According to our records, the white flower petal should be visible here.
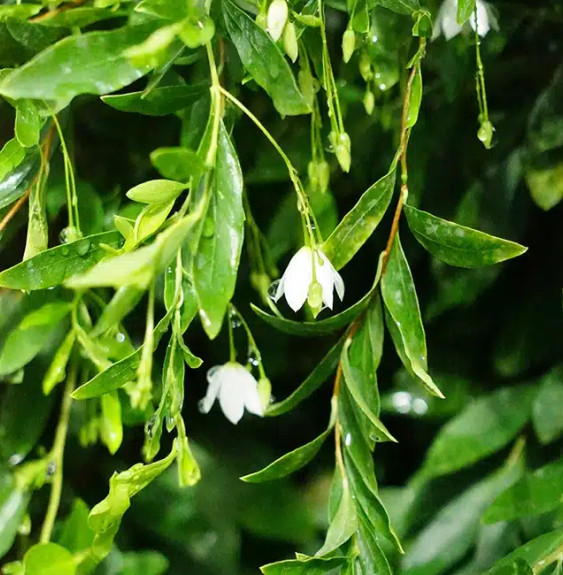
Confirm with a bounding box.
[282,247,313,312]
[471,0,490,36]
[200,366,223,413]
[436,0,462,40]
[273,275,285,302]
[218,376,246,424]
[315,253,335,309]
[238,369,263,416]
[333,268,345,302]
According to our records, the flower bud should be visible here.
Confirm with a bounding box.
[179,15,215,49]
[477,120,494,149]
[359,52,372,81]
[317,160,330,193]
[363,90,375,116]
[342,29,355,64]
[267,0,288,42]
[307,280,323,312]
[258,377,272,410]
[283,21,298,62]
[335,132,351,173]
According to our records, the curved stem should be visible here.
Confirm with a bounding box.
[40,360,77,543]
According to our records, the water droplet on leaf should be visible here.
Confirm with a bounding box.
[268,279,281,301]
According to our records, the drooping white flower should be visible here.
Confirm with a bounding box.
[200,362,263,425]
[433,0,491,41]
[267,0,288,42]
[274,246,344,312]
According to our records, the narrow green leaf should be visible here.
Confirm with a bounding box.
[242,420,333,483]
[266,339,343,416]
[0,5,41,20]
[222,0,309,116]
[0,139,25,182]
[402,465,521,575]
[194,122,244,339]
[0,473,29,559]
[91,287,143,337]
[531,368,563,444]
[0,231,122,290]
[260,556,347,575]
[57,499,94,554]
[23,543,76,575]
[376,0,420,16]
[483,460,563,524]
[126,179,186,204]
[150,147,206,182]
[422,385,536,478]
[356,514,393,575]
[15,100,40,148]
[457,0,476,25]
[381,235,444,398]
[0,149,39,210]
[316,476,358,556]
[35,6,123,28]
[0,24,160,110]
[484,529,563,575]
[323,169,395,270]
[42,330,76,394]
[404,204,527,268]
[101,84,207,116]
[406,66,422,128]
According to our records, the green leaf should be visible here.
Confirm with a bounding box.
[422,385,536,478]
[34,6,124,28]
[401,465,521,575]
[0,302,70,375]
[0,24,159,110]
[381,235,444,398]
[376,0,420,16]
[124,200,176,249]
[266,339,343,416]
[57,499,94,554]
[316,476,358,556]
[484,529,563,575]
[100,391,123,455]
[457,0,476,25]
[0,5,42,20]
[91,287,144,337]
[0,472,29,559]
[121,550,170,575]
[356,515,393,575]
[341,340,396,443]
[150,147,206,182]
[0,139,26,182]
[404,205,527,268]
[102,83,207,116]
[23,543,76,575]
[222,0,309,116]
[531,368,563,444]
[42,330,76,394]
[241,419,333,483]
[194,123,245,339]
[483,460,563,524]
[72,310,173,400]
[406,66,422,128]
[261,556,347,575]
[0,148,39,210]
[15,100,40,148]
[126,179,186,204]
[525,162,563,211]
[0,231,122,290]
[322,168,395,270]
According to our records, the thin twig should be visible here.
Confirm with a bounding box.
[30,0,86,23]
[0,189,30,235]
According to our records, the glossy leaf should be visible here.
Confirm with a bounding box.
[406,67,422,128]
[376,0,420,15]
[457,0,476,25]
[101,83,207,116]
[404,205,527,268]
[323,169,395,270]
[381,235,444,398]
[0,231,122,290]
[126,179,186,204]
[23,543,76,575]
[0,24,159,110]
[0,472,28,559]
[242,420,333,483]
[0,148,39,210]
[222,0,309,116]
[15,100,40,148]
[531,369,563,444]
[266,339,343,416]
[356,515,393,575]
[483,460,563,524]
[402,465,521,575]
[422,385,536,478]
[194,123,245,339]
[150,147,205,182]
[261,556,347,575]
[0,139,25,182]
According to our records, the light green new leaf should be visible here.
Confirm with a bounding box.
[222,0,309,116]
[126,179,186,204]
[0,24,159,110]
[23,543,76,575]
[0,4,41,20]
[15,100,40,148]
[531,369,563,444]
[404,205,527,268]
[42,330,76,394]
[406,67,422,128]
[381,235,444,398]
[57,499,94,554]
[194,123,244,339]
[91,287,144,337]
[483,460,563,524]
[242,417,334,483]
[401,465,521,575]
[102,84,207,116]
[261,556,347,575]
[484,529,563,575]
[457,0,476,24]
[0,473,29,559]
[316,476,358,556]
[150,147,206,182]
[266,339,343,416]
[422,385,536,478]
[0,139,26,182]
[0,231,122,290]
[323,169,395,270]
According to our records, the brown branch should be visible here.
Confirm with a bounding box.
[0,189,30,235]
[30,0,86,23]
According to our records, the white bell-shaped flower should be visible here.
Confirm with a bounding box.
[274,246,344,312]
[200,362,263,425]
[433,0,491,40]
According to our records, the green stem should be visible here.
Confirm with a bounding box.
[227,307,236,362]
[40,360,77,543]
[473,8,489,122]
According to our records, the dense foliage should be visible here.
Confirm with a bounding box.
[0,0,562,574]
